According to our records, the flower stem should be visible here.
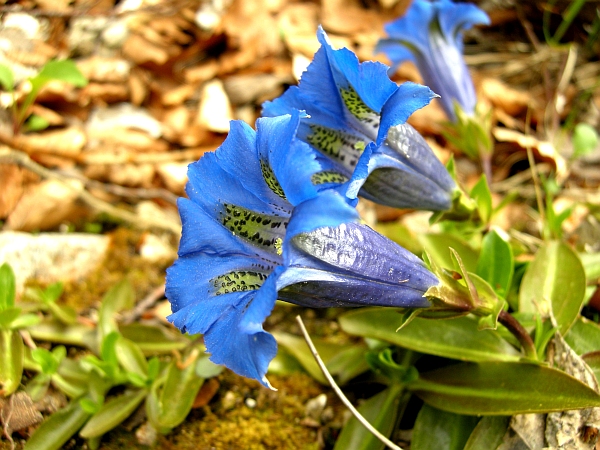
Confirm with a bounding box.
[295,315,403,450]
[498,310,537,359]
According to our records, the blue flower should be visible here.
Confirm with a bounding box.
[377,0,490,121]
[263,26,456,212]
[166,112,439,388]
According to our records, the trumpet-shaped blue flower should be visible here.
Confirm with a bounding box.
[263,26,456,212]
[377,0,490,121]
[166,112,439,388]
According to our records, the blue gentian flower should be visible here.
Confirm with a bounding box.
[166,112,439,388]
[263,26,456,212]
[377,0,490,121]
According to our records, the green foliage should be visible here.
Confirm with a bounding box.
[572,123,599,158]
[412,404,478,450]
[0,272,221,448]
[0,59,87,134]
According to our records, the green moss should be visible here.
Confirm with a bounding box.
[61,228,173,311]
[158,372,323,450]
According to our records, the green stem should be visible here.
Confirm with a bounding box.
[498,311,537,360]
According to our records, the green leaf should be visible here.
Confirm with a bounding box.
[115,336,148,380]
[409,361,600,415]
[0,263,16,311]
[31,347,63,374]
[519,241,586,335]
[120,323,189,354]
[47,302,77,325]
[29,320,96,350]
[80,389,147,439]
[273,331,369,385]
[412,404,478,450]
[149,353,205,433]
[339,309,520,363]
[0,307,22,328]
[36,60,88,87]
[565,317,600,355]
[476,229,514,298]
[195,355,224,379]
[24,401,91,450]
[0,63,14,91]
[0,329,24,396]
[470,175,492,224]
[463,416,510,450]
[98,279,134,344]
[580,252,600,282]
[10,312,41,329]
[572,123,599,159]
[418,233,478,273]
[24,114,50,132]
[333,384,407,450]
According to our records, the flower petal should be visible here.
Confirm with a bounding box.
[437,0,490,46]
[256,113,322,206]
[376,82,438,146]
[380,0,436,55]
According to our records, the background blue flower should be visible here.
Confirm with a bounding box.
[377,0,490,121]
[166,112,439,387]
[263,26,456,211]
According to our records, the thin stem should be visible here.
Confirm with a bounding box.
[295,315,403,450]
[498,310,538,360]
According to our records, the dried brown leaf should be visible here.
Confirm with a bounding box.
[5,179,87,231]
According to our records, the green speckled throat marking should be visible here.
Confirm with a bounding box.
[340,85,380,128]
[221,203,288,254]
[306,125,365,169]
[211,270,269,295]
[311,171,349,185]
[260,160,286,200]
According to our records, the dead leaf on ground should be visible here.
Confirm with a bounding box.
[5,178,87,231]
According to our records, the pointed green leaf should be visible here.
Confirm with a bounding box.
[476,229,514,298]
[150,356,204,433]
[580,252,600,282]
[24,401,91,450]
[565,317,600,355]
[519,241,586,335]
[333,384,407,450]
[24,114,50,132]
[29,320,96,350]
[120,323,189,354]
[470,175,492,224]
[0,307,21,328]
[273,331,369,385]
[10,312,41,329]
[418,233,478,273]
[0,63,14,91]
[339,309,520,362]
[115,336,148,379]
[98,279,134,343]
[464,416,510,450]
[409,361,600,415]
[37,60,88,87]
[412,404,478,450]
[0,329,24,396]
[0,263,16,311]
[80,389,147,438]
